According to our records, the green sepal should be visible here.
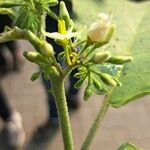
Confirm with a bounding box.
[31,71,42,81]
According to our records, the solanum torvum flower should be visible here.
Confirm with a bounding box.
[87,12,112,43]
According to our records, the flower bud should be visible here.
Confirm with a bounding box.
[92,51,110,64]
[31,71,41,81]
[92,77,102,90]
[59,1,71,29]
[84,85,93,101]
[100,73,117,87]
[40,41,54,57]
[87,12,112,43]
[107,56,133,64]
[23,51,44,63]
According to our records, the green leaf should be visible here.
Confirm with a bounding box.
[110,4,150,107]
[14,6,39,34]
[74,0,150,107]
[117,142,142,150]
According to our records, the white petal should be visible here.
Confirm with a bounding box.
[45,31,81,40]
[98,13,109,20]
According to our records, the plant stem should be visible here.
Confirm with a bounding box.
[73,40,86,48]
[46,8,59,21]
[81,96,110,150]
[78,43,90,57]
[38,13,46,39]
[52,77,74,150]
[64,46,72,65]
[82,45,96,61]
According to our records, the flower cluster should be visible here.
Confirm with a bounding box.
[21,1,133,100]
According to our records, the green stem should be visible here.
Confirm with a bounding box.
[82,45,96,61]
[78,43,90,57]
[64,46,72,65]
[38,13,46,39]
[73,40,86,48]
[52,77,74,150]
[51,55,63,74]
[62,63,79,79]
[81,96,110,150]
[46,8,59,21]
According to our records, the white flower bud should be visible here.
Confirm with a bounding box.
[87,12,112,43]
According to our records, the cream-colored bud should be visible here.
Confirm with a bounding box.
[93,51,110,64]
[40,41,54,57]
[23,51,44,63]
[87,12,112,43]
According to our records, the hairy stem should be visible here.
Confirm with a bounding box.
[38,12,46,39]
[52,76,74,150]
[81,96,110,150]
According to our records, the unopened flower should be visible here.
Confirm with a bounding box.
[39,41,54,57]
[92,51,110,64]
[23,51,44,63]
[59,1,72,29]
[107,56,133,64]
[87,12,112,43]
